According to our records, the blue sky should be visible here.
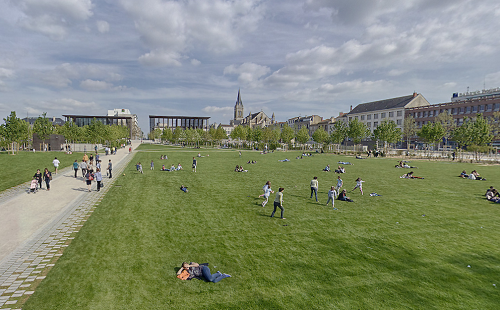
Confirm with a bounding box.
[1,0,500,133]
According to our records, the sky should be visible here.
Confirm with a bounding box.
[1,0,500,134]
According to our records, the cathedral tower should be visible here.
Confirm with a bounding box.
[234,89,244,122]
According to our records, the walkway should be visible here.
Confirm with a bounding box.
[0,142,140,309]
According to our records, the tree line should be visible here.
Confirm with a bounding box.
[0,111,130,153]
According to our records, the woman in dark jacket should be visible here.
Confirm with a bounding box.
[43,168,52,191]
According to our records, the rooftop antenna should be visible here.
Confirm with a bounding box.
[484,76,486,91]
[467,86,469,94]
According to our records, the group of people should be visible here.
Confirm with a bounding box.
[234,165,248,172]
[32,168,52,191]
[460,170,486,180]
[161,163,183,171]
[395,161,417,168]
[78,153,111,192]
[104,146,117,155]
[400,171,424,179]
[246,160,257,164]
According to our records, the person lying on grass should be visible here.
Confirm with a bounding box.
[395,161,417,168]
[459,170,468,178]
[400,171,424,179]
[487,189,500,203]
[177,262,231,282]
[180,185,188,193]
[469,170,486,180]
[485,186,496,197]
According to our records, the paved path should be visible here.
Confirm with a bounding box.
[0,142,140,309]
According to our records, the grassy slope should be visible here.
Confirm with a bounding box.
[23,146,500,309]
[0,151,84,192]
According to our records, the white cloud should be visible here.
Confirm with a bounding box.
[23,98,98,115]
[138,50,182,67]
[80,79,114,91]
[96,20,110,33]
[31,63,123,88]
[16,0,94,40]
[119,0,264,66]
[191,59,201,66]
[202,106,233,113]
[224,62,270,84]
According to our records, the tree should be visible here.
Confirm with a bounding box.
[2,111,30,154]
[489,111,500,137]
[214,126,227,145]
[329,121,348,152]
[161,128,173,143]
[434,111,456,149]
[295,126,310,149]
[467,114,493,161]
[148,128,162,141]
[372,120,402,154]
[172,127,185,144]
[312,127,329,148]
[348,118,370,153]
[403,115,417,151]
[280,124,294,150]
[230,125,246,148]
[33,112,54,151]
[417,121,446,156]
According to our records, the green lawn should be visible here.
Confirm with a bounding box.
[23,146,500,309]
[0,151,84,192]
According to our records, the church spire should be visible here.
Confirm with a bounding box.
[234,89,244,122]
[236,88,243,106]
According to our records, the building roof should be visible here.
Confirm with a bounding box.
[348,95,415,115]
[22,117,65,126]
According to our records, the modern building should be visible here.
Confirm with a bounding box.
[63,114,139,139]
[149,115,210,133]
[108,109,141,139]
[451,87,500,102]
[22,116,65,126]
[343,93,430,132]
[406,96,500,128]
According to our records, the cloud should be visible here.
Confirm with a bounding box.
[16,0,94,40]
[138,50,182,67]
[191,59,201,66]
[24,98,98,115]
[96,20,110,33]
[119,0,264,66]
[223,62,270,84]
[80,79,114,91]
[202,106,233,113]
[31,63,123,88]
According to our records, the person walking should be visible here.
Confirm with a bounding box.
[151,160,154,170]
[108,160,112,178]
[138,162,143,174]
[95,168,102,191]
[310,176,318,202]
[73,160,79,178]
[262,184,274,207]
[326,186,338,208]
[271,188,285,219]
[80,159,87,178]
[43,168,52,191]
[192,157,197,172]
[52,157,60,174]
[335,176,343,192]
[85,170,94,192]
[33,169,43,189]
[83,153,89,162]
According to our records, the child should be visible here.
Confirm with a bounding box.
[335,176,343,192]
[151,160,154,170]
[326,186,338,208]
[352,178,364,195]
[180,185,188,193]
[262,184,274,207]
[259,181,271,198]
[138,162,143,174]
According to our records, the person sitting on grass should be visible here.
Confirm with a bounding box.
[170,164,176,171]
[161,165,166,171]
[177,262,231,282]
[334,166,345,173]
[176,163,183,170]
[338,189,353,202]
[460,170,468,178]
[485,186,496,197]
[401,171,424,179]
[323,165,330,172]
[486,189,500,203]
[470,170,486,180]
[180,185,188,193]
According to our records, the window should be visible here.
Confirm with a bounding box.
[389,112,394,117]
[373,121,378,128]
[423,111,427,117]
[451,108,456,114]
[349,117,352,121]
[495,103,500,111]
[478,105,484,112]
[417,121,421,126]
[417,112,421,118]
[396,119,402,125]
[472,106,477,113]
[366,122,371,127]
[381,112,386,118]
[458,107,463,114]
[361,115,365,120]
[487,104,492,111]
[374,114,378,119]
[355,116,359,120]
[466,106,470,113]
[367,114,371,120]
[397,111,402,117]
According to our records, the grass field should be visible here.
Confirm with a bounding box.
[0,151,84,192]
[22,145,500,309]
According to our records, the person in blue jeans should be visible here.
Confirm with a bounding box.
[177,262,231,282]
[310,176,318,201]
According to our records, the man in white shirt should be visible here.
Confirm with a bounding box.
[52,157,60,174]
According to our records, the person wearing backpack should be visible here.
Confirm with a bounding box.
[85,170,94,192]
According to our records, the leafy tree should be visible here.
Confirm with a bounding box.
[230,125,246,148]
[172,127,185,144]
[435,111,456,148]
[161,128,173,143]
[2,111,30,154]
[348,118,370,153]
[250,127,263,145]
[312,127,329,148]
[417,121,446,155]
[403,115,417,151]
[329,121,348,152]
[148,128,162,141]
[33,112,54,151]
[295,126,310,149]
[214,126,227,145]
[280,124,294,150]
[372,120,402,154]
[489,111,500,137]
